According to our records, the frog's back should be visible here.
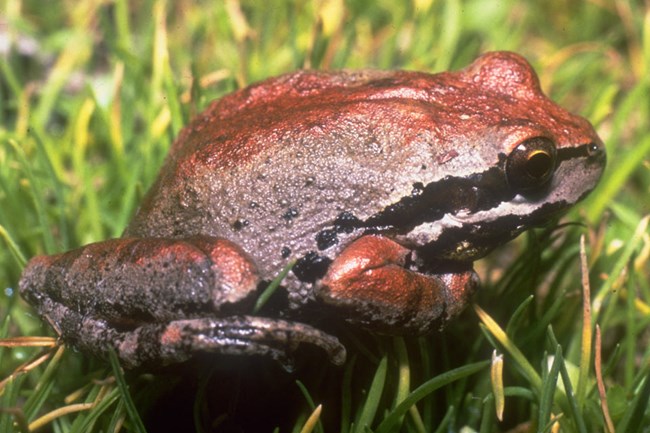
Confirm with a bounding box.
[125,53,601,279]
[125,69,460,275]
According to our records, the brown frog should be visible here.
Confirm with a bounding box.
[20,52,606,369]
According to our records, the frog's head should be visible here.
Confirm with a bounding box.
[380,52,607,261]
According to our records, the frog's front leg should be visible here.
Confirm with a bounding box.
[19,236,345,368]
[318,235,479,333]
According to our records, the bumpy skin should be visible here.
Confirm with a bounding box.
[19,52,606,368]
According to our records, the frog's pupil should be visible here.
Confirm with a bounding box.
[526,151,553,179]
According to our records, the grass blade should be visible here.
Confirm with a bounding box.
[376,360,489,433]
[108,349,147,433]
[354,356,388,433]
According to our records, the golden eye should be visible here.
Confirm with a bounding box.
[505,137,557,192]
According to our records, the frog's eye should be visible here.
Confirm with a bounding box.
[505,137,557,192]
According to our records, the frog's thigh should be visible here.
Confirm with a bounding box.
[20,236,260,321]
[318,235,479,333]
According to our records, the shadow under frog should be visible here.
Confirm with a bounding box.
[20,51,605,369]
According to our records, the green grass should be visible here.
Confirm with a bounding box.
[1,0,649,432]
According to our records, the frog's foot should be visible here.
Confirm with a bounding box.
[318,235,479,333]
[116,316,346,369]
[39,297,345,369]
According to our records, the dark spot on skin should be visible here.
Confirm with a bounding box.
[333,211,362,234]
[315,212,363,252]
[316,211,364,251]
[249,201,259,208]
[281,247,291,258]
[316,229,338,250]
[282,208,299,220]
[293,252,332,283]
[232,219,249,231]
[411,182,424,197]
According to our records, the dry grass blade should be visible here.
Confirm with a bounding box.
[595,325,615,433]
[491,350,505,422]
[577,235,593,404]
[28,403,95,431]
[0,336,57,347]
[299,404,323,433]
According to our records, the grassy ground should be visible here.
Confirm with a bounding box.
[1,0,649,432]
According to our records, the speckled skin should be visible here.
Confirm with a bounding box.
[125,52,602,279]
[19,52,606,368]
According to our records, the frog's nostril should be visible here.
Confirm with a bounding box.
[586,142,606,161]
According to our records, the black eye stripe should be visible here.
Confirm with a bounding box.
[358,166,513,235]
[317,143,603,244]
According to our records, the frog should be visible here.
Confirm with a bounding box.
[19,51,606,369]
